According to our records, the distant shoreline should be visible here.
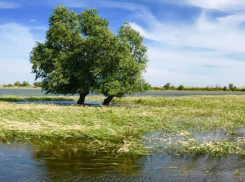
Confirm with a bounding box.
[0,87,41,89]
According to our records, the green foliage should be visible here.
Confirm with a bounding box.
[30,6,149,105]
[31,6,84,95]
[2,84,13,87]
[21,81,30,87]
[229,83,236,91]
[95,22,150,100]
[151,87,164,90]
[151,84,245,92]
[177,85,184,90]
[170,85,176,90]
[33,81,42,87]
[14,81,21,86]
[163,83,171,90]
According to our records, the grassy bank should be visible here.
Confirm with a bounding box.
[1,95,245,156]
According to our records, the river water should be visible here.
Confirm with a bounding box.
[1,88,245,97]
[1,141,244,182]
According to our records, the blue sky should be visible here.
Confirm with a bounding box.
[1,0,245,86]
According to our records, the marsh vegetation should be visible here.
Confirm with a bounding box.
[1,95,245,157]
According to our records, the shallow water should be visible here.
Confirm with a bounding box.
[0,141,245,182]
[15,100,134,107]
[16,100,102,106]
[0,89,46,96]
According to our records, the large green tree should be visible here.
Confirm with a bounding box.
[30,6,150,105]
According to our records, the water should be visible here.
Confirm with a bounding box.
[1,88,245,97]
[16,100,102,106]
[0,141,244,182]
[0,89,45,96]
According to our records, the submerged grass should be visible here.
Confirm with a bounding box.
[1,95,245,156]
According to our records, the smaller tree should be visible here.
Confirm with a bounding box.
[222,86,227,91]
[229,83,236,91]
[177,85,184,90]
[33,81,42,87]
[22,81,30,87]
[164,83,171,90]
[14,81,21,87]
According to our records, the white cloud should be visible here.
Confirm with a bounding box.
[51,0,87,8]
[159,0,245,12]
[0,1,19,9]
[46,0,143,12]
[130,11,245,54]
[129,8,245,86]
[0,23,35,57]
[0,23,36,84]
[144,46,245,86]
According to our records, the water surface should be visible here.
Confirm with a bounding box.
[0,141,244,182]
[1,88,245,97]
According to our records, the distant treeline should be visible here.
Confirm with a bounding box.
[1,81,42,88]
[152,83,245,91]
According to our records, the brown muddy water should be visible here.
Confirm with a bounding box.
[1,131,245,182]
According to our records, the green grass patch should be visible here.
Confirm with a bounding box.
[1,95,245,156]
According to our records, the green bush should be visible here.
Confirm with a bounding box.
[177,85,184,90]
[21,81,30,87]
[163,83,171,90]
[3,84,13,87]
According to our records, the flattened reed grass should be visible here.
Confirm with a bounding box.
[1,95,245,156]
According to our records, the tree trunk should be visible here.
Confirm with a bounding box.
[77,93,87,105]
[103,95,115,106]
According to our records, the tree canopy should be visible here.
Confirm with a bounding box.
[95,22,151,105]
[14,81,21,86]
[30,6,150,105]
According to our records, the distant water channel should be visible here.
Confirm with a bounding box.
[2,88,245,97]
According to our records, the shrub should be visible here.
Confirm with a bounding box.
[229,83,236,91]
[177,85,184,90]
[21,81,30,87]
[163,83,171,90]
[14,81,21,86]
[33,81,42,87]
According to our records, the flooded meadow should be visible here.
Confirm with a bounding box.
[1,89,245,181]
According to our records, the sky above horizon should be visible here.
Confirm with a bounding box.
[1,0,245,87]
